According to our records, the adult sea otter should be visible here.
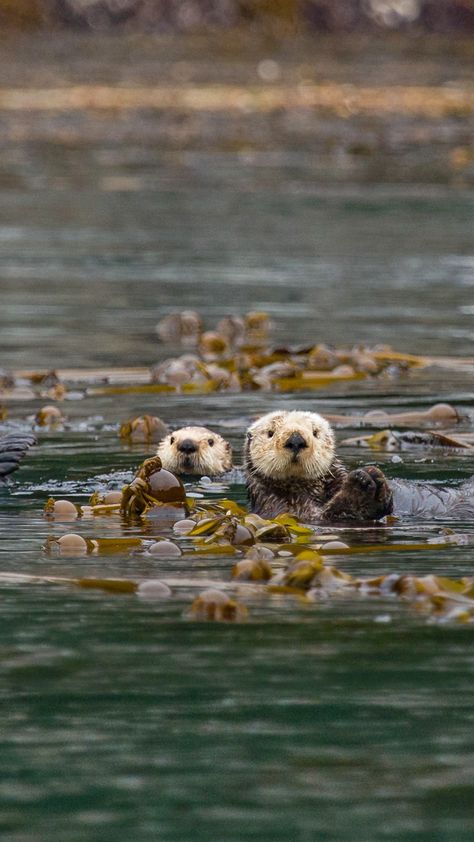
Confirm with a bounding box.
[244,410,474,521]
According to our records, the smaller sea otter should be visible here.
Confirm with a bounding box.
[157,426,232,476]
[244,410,392,522]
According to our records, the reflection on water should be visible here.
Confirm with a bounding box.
[1,187,473,368]
[1,33,474,842]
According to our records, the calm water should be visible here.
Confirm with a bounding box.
[1,34,474,841]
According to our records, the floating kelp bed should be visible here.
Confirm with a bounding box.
[6,351,474,400]
[36,486,474,624]
[2,310,474,404]
[8,440,474,625]
[2,317,474,626]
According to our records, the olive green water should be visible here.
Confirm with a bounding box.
[1,34,474,841]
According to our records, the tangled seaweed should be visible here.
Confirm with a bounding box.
[40,465,474,623]
[3,313,474,625]
[3,313,474,402]
[120,456,189,518]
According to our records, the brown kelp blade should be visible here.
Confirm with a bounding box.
[341,429,474,450]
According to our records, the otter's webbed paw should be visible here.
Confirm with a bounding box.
[321,466,393,522]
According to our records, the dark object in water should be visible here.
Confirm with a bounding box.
[0,433,37,479]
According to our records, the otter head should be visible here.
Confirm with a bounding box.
[157,426,232,476]
[245,410,336,481]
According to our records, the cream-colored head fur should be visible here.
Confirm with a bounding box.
[245,410,336,480]
[157,426,232,476]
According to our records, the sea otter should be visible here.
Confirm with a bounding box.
[157,426,232,476]
[0,433,37,481]
[244,410,393,521]
[244,410,474,522]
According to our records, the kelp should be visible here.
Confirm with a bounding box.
[35,405,65,427]
[121,456,189,518]
[6,315,473,401]
[186,589,248,622]
[9,437,474,622]
[13,366,151,384]
[232,558,273,582]
[119,414,169,443]
[44,498,81,519]
[44,474,458,560]
[0,571,141,594]
[270,555,474,624]
[341,429,474,451]
[88,490,123,506]
[45,497,122,519]
[90,382,219,397]
[317,540,447,555]
[44,533,143,555]
[325,403,460,428]
[9,549,474,622]
[272,370,366,392]
[179,502,320,550]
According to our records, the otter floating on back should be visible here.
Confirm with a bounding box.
[157,426,232,476]
[244,410,393,521]
[244,410,474,522]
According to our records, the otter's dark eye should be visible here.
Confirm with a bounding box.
[313,429,319,438]
[170,436,175,444]
[208,439,214,446]
[267,430,274,438]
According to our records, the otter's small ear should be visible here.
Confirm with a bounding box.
[225,441,231,452]
[246,432,252,441]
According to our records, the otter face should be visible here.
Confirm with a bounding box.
[157,426,232,476]
[245,410,336,480]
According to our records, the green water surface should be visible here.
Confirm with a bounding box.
[1,33,474,841]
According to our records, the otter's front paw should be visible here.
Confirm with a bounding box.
[345,466,393,519]
[322,466,393,522]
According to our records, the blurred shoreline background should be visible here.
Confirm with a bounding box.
[0,0,472,366]
[1,0,474,33]
[0,0,472,193]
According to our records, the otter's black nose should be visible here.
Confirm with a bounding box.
[284,432,308,453]
[178,439,197,454]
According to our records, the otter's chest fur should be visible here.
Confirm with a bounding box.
[245,456,347,521]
